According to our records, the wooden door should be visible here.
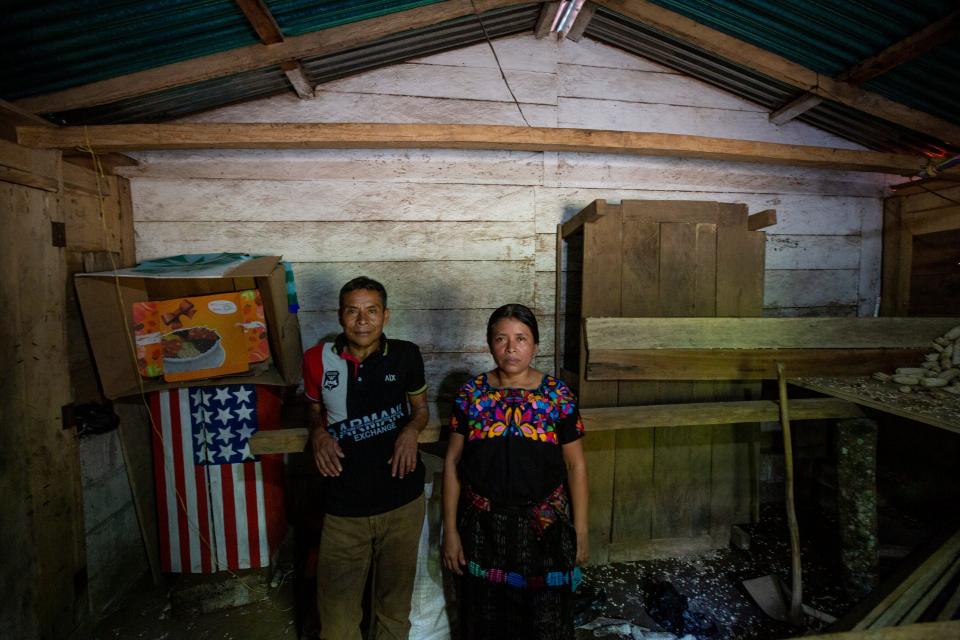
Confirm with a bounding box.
[577,200,765,562]
[882,187,960,317]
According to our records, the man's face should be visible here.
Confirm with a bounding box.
[339,288,389,352]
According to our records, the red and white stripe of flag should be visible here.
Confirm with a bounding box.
[150,386,285,573]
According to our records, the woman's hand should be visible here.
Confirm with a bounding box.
[575,527,589,566]
[442,527,467,575]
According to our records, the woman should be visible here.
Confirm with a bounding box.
[442,304,588,640]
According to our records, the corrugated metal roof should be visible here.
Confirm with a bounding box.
[587,6,958,157]
[642,0,960,129]
[3,1,959,155]
[266,0,442,37]
[301,4,541,85]
[49,4,540,125]
[1,0,448,101]
[2,1,260,100]
[644,0,952,76]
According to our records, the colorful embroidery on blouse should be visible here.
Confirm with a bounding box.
[448,375,584,442]
[464,483,569,537]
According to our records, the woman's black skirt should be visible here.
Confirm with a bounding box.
[456,484,579,640]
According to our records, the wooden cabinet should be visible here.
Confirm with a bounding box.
[557,199,767,562]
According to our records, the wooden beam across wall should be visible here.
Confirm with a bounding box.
[596,0,960,145]
[11,0,532,114]
[16,123,926,174]
[250,397,865,454]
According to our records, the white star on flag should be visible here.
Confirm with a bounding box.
[218,443,235,461]
[186,384,261,467]
[233,387,253,405]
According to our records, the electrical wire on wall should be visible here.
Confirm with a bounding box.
[469,0,531,127]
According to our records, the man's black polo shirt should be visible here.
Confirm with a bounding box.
[303,334,426,517]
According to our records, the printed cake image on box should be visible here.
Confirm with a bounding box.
[133,292,256,382]
[134,290,270,380]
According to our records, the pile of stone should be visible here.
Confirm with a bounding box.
[873,325,960,395]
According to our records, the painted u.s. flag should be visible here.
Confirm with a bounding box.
[150,384,286,573]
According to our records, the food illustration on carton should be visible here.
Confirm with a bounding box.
[133,290,270,382]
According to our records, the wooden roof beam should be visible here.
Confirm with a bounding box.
[566,1,596,42]
[769,9,960,125]
[535,2,559,39]
[16,122,925,174]
[841,10,960,85]
[280,60,315,100]
[12,0,530,114]
[234,0,284,45]
[596,0,960,145]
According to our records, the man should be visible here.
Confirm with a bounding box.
[303,276,428,640]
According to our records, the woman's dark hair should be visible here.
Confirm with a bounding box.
[339,276,388,309]
[486,303,539,348]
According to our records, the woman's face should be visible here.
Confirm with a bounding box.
[489,317,537,376]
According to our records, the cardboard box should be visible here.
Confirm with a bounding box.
[76,256,302,399]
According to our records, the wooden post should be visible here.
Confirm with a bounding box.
[837,417,879,600]
[777,361,803,623]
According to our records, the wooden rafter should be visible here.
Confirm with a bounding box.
[234,0,284,45]
[280,60,314,99]
[15,122,925,174]
[12,0,528,114]
[770,9,960,124]
[535,1,559,39]
[840,10,960,85]
[595,0,960,145]
[566,1,596,42]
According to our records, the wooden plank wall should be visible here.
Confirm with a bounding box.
[120,34,893,428]
[0,139,139,637]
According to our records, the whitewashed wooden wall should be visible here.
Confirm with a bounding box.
[121,34,895,424]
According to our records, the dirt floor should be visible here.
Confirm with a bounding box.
[94,499,935,640]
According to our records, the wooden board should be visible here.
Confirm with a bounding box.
[0,178,84,637]
[585,317,959,350]
[135,220,535,262]
[790,377,960,435]
[587,347,931,380]
[565,199,765,556]
[578,200,621,563]
[17,124,923,174]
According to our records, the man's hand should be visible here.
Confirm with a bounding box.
[311,428,344,477]
[388,425,419,479]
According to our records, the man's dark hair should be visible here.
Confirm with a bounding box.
[486,303,539,348]
[339,276,388,309]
